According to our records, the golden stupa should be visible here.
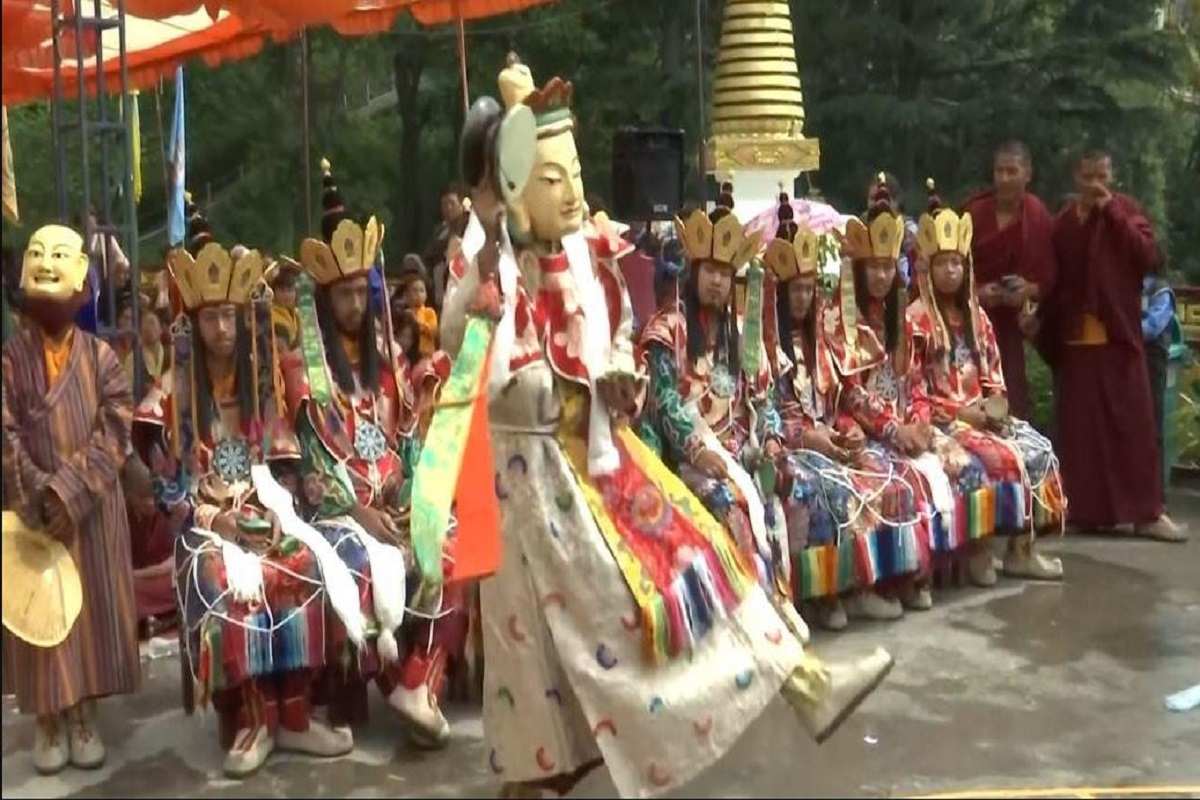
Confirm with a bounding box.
[706,0,820,174]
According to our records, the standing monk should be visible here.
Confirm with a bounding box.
[962,140,1056,420]
[2,224,140,773]
[1040,150,1186,541]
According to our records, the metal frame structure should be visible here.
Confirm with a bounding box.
[49,0,143,397]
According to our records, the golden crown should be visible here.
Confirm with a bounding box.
[840,213,904,261]
[168,242,265,310]
[299,217,384,286]
[299,158,385,286]
[763,225,819,282]
[674,208,762,271]
[917,178,973,258]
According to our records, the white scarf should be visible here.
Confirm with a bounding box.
[250,465,367,647]
[461,213,619,476]
[563,229,619,476]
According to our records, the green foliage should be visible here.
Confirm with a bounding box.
[2,0,1196,286]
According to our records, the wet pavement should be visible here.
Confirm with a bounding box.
[4,488,1199,798]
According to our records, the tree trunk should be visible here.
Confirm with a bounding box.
[393,40,428,255]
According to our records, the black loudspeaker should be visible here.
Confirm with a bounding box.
[611,127,685,221]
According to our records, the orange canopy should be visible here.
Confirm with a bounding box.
[1,0,556,106]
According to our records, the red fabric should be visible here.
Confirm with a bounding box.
[618,251,656,333]
[123,1,211,17]
[1,1,52,56]
[409,0,554,25]
[963,190,1057,418]
[1044,195,1159,357]
[129,506,174,569]
[134,566,175,622]
[1044,196,1162,526]
[4,16,268,107]
[1052,344,1162,526]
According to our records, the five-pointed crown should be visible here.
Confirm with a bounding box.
[762,191,818,282]
[674,182,762,271]
[299,158,385,286]
[840,172,904,261]
[917,178,973,258]
[167,200,265,310]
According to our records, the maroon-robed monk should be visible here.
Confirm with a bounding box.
[1038,150,1186,541]
[963,140,1056,420]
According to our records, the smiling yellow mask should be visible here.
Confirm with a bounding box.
[20,225,90,302]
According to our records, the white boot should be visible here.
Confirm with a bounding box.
[33,713,69,775]
[847,590,903,621]
[276,718,354,758]
[223,725,275,779]
[67,701,106,769]
[967,547,997,587]
[815,597,848,631]
[899,581,933,611]
[387,684,450,749]
[1002,535,1064,581]
[1133,514,1189,543]
[785,647,894,744]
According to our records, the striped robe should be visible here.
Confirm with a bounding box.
[2,326,140,715]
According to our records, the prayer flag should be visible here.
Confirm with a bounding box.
[166,68,186,245]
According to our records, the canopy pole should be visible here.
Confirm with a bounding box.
[694,0,706,197]
[301,28,313,234]
[455,3,469,114]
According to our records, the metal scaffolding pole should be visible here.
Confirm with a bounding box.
[50,0,140,395]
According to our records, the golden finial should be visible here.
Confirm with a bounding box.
[926,177,936,191]
[320,157,332,176]
[878,171,887,185]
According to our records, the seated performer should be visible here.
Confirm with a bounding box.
[638,187,795,607]
[2,223,140,775]
[763,196,923,631]
[286,160,463,748]
[822,175,949,612]
[442,54,893,800]
[907,180,1066,582]
[133,206,359,777]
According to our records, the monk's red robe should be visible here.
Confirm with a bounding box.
[963,189,1056,419]
[1042,194,1162,526]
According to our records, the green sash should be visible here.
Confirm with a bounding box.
[295,274,332,406]
[410,315,494,596]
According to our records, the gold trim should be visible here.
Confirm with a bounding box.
[714,74,802,91]
[723,17,794,33]
[706,134,820,173]
[719,31,795,47]
[725,2,793,17]
[714,88,805,105]
[718,45,797,63]
[717,59,800,77]
[712,118,804,135]
[713,106,806,123]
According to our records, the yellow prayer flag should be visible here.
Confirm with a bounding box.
[129,91,143,205]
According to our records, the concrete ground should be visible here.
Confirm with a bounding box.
[4,489,1200,799]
